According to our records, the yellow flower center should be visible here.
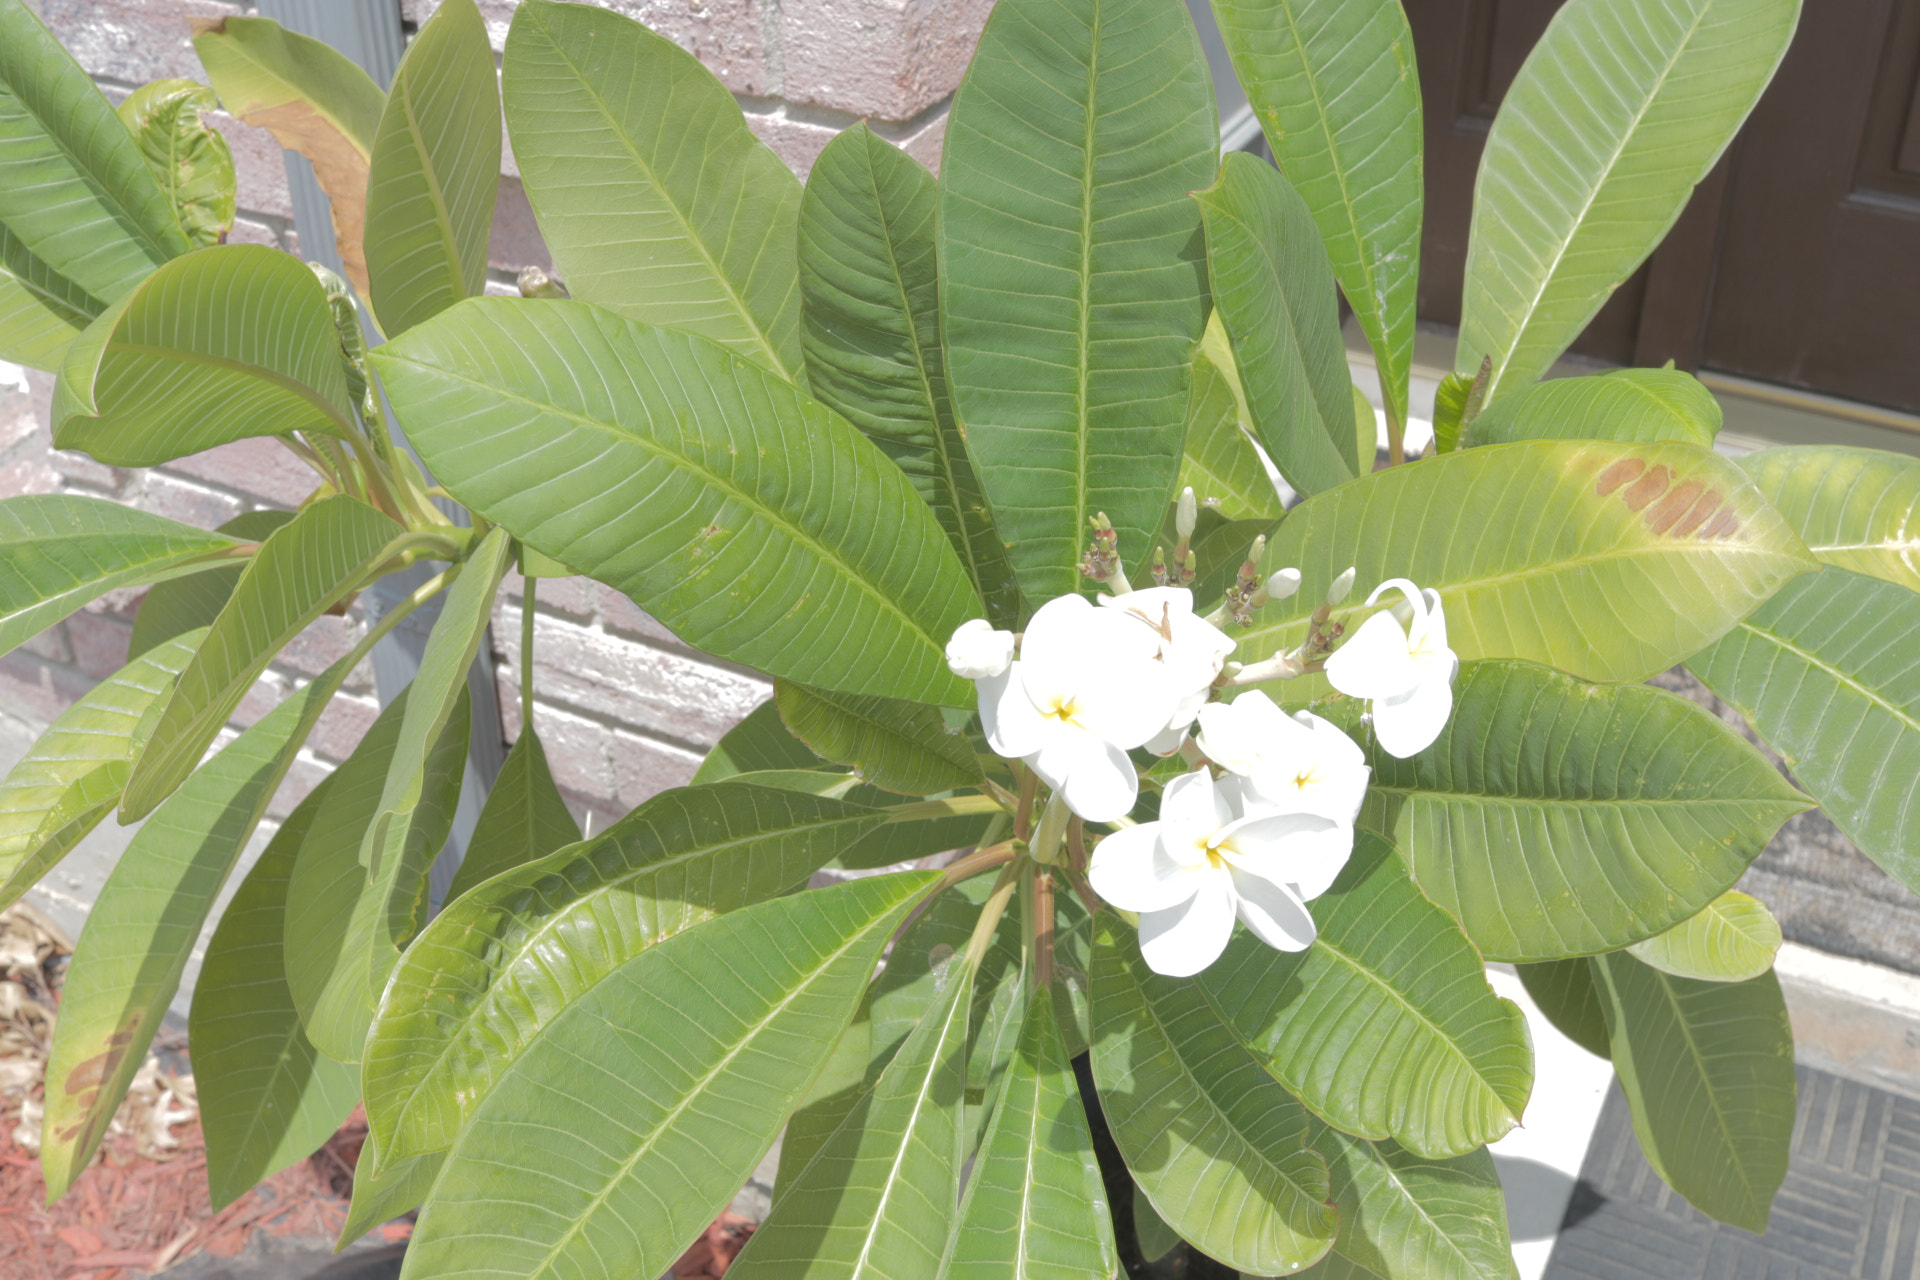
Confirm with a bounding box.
[1044,695,1080,724]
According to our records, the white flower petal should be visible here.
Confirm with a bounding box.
[1221,814,1355,902]
[1089,824,1200,912]
[1032,731,1139,823]
[1229,868,1317,952]
[1073,659,1183,750]
[1323,609,1421,700]
[1371,671,1454,759]
[1159,769,1232,841]
[946,618,1015,679]
[980,664,1046,759]
[1194,690,1291,776]
[1143,720,1189,758]
[1138,875,1236,977]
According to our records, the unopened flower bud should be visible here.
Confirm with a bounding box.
[1266,567,1303,600]
[1326,566,1357,606]
[945,618,1015,680]
[517,266,569,299]
[1176,486,1197,540]
[1150,545,1169,587]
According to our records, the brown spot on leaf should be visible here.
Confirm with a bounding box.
[246,103,372,296]
[1621,464,1674,512]
[1595,458,1646,496]
[1644,478,1704,534]
[1670,487,1723,538]
[1700,508,1742,540]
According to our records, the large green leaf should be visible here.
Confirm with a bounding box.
[1688,567,1920,890]
[1196,151,1358,497]
[189,775,359,1209]
[1239,439,1816,684]
[502,0,803,380]
[442,727,579,903]
[1591,951,1795,1232]
[0,494,235,656]
[0,219,95,370]
[730,956,974,1279]
[1296,1125,1513,1280]
[799,123,1017,626]
[1177,346,1282,524]
[337,1128,440,1250]
[1628,889,1781,982]
[375,299,979,706]
[363,782,886,1163]
[1457,0,1800,401]
[1208,0,1423,437]
[285,686,468,1064]
[774,680,983,798]
[1467,367,1722,449]
[39,654,350,1200]
[1515,960,1610,1060]
[123,495,402,820]
[364,0,499,338]
[1197,834,1532,1158]
[126,511,294,661]
[399,871,938,1280]
[1735,446,1920,592]
[1355,660,1809,962]
[116,80,236,251]
[0,632,199,909]
[692,699,829,784]
[50,244,360,466]
[1092,922,1335,1274]
[191,15,386,297]
[939,0,1218,605]
[0,0,187,300]
[943,992,1117,1280]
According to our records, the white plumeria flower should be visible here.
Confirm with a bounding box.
[973,594,1179,823]
[1322,578,1459,759]
[1193,691,1369,824]
[1088,768,1353,977]
[1097,586,1236,756]
[945,617,1015,680]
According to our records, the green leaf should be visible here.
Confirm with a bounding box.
[1432,371,1472,457]
[501,0,803,380]
[1197,833,1533,1158]
[39,651,352,1200]
[363,782,886,1163]
[1208,0,1423,436]
[191,15,385,296]
[1133,1183,1181,1264]
[774,679,983,797]
[800,126,1018,629]
[939,0,1219,604]
[285,685,468,1064]
[1515,960,1611,1060]
[1352,384,1380,470]
[189,775,359,1209]
[1591,951,1795,1231]
[364,0,500,338]
[0,0,187,300]
[127,510,294,661]
[1458,0,1800,401]
[693,700,829,784]
[123,495,402,820]
[1091,920,1336,1274]
[399,871,938,1280]
[1629,889,1780,982]
[0,632,199,910]
[1297,1125,1512,1280]
[1688,567,1920,891]
[50,244,360,467]
[943,993,1118,1280]
[0,494,235,656]
[1466,367,1722,449]
[730,956,974,1279]
[443,728,579,903]
[1178,346,1283,524]
[374,299,979,707]
[1355,660,1809,962]
[0,219,96,371]
[1734,445,1920,592]
[116,79,236,250]
[1195,146,1360,499]
[1240,439,1817,684]
[337,1128,441,1249]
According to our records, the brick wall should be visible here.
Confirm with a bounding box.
[0,0,988,831]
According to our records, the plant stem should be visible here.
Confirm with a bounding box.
[883,793,1006,824]
[1031,863,1055,990]
[963,863,1020,968]
[520,576,537,735]
[1015,767,1037,840]
[1384,383,1405,467]
[935,840,1018,892]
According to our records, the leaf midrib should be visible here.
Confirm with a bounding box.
[1370,785,1804,811]
[1734,618,1920,736]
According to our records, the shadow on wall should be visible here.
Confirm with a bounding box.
[1494,1155,1581,1242]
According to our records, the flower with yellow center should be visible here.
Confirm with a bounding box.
[1194,691,1369,824]
[1323,578,1459,759]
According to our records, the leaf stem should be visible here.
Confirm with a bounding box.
[963,863,1020,968]
[1015,767,1038,840]
[1031,863,1055,991]
[936,839,1019,893]
[1385,394,1406,467]
[883,793,1005,824]
[341,561,458,673]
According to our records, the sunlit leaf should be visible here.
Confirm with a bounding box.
[1629,889,1781,982]
[443,728,579,903]
[1467,367,1721,449]
[0,219,95,371]
[692,699,829,784]
[126,511,293,661]
[1734,445,1920,592]
[1177,345,1282,524]
[774,679,983,797]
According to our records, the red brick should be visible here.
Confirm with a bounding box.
[38,0,243,85]
[0,454,58,498]
[162,437,322,510]
[490,176,553,276]
[140,473,242,528]
[0,651,96,725]
[209,110,295,222]
[268,754,332,820]
[308,693,380,762]
[66,611,130,679]
[898,108,948,175]
[612,729,700,807]
[781,0,990,121]
[231,674,288,729]
[521,617,770,747]
[48,449,123,492]
[744,109,839,180]
[529,704,615,803]
[87,586,147,621]
[18,623,72,665]
[593,586,685,648]
[223,218,280,249]
[499,568,594,619]
[493,665,523,741]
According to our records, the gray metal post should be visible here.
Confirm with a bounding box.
[256,0,505,906]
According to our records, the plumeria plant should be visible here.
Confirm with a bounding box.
[2,0,1916,1274]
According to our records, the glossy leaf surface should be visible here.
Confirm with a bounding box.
[1688,567,1920,890]
[126,510,293,661]
[364,782,886,1161]
[443,727,579,903]
[1240,439,1816,684]
[940,0,1218,604]
[1629,889,1781,982]
[1735,446,1920,592]
[51,244,359,466]
[1196,151,1358,497]
[0,220,94,369]
[1458,0,1800,400]
[1467,367,1721,449]
[774,680,983,797]
[399,872,938,1280]
[376,299,979,706]
[1178,345,1281,523]
[502,0,803,379]
[1356,660,1808,961]
[692,699,828,784]
[116,80,236,251]
[190,777,359,1209]
[1298,1124,1513,1280]
[1197,834,1533,1158]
